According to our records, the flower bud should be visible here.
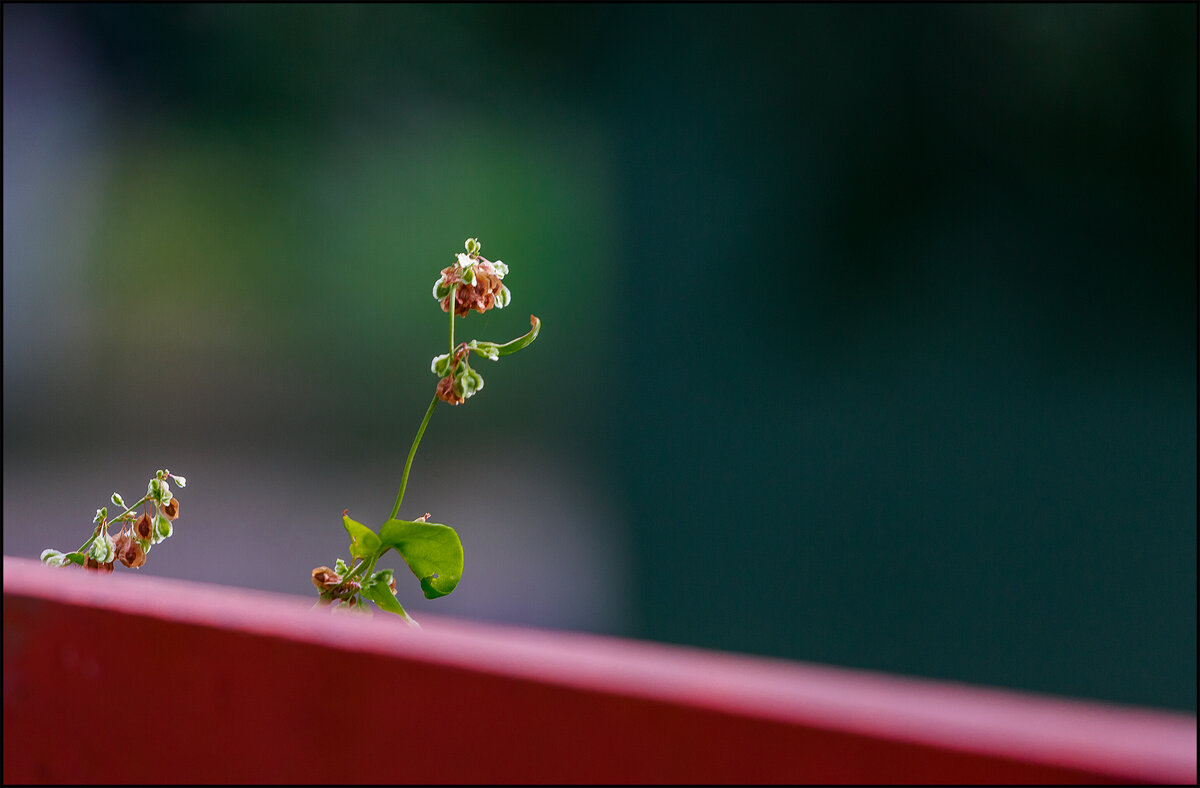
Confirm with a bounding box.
[147,477,171,506]
[153,513,173,543]
[160,497,180,521]
[467,341,500,362]
[94,507,107,524]
[88,531,116,564]
[170,474,186,488]
[41,549,67,567]
[465,237,481,256]
[111,493,125,508]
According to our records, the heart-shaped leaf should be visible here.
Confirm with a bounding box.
[342,511,382,560]
[378,518,463,599]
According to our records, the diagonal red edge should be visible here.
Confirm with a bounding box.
[4,555,1195,784]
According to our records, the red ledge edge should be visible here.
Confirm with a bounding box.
[4,555,1196,784]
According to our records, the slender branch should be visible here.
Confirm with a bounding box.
[388,394,439,522]
[449,285,457,353]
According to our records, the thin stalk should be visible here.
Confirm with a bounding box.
[388,394,438,521]
[449,285,456,352]
[361,554,380,583]
[386,285,455,522]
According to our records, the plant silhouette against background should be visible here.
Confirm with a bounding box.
[311,238,540,625]
[42,470,187,572]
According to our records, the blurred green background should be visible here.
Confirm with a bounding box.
[4,4,1195,712]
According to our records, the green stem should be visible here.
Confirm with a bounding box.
[384,287,454,523]
[387,394,439,522]
[361,553,380,583]
[342,558,368,583]
[449,285,457,352]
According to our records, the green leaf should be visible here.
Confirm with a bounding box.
[493,314,540,356]
[64,552,85,566]
[361,580,419,627]
[378,518,463,599]
[342,511,382,560]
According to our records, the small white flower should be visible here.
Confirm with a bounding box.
[41,549,67,567]
[171,475,186,488]
[94,508,107,524]
[89,532,116,564]
[456,252,475,269]
[111,493,125,508]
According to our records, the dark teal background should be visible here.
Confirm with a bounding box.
[4,4,1195,712]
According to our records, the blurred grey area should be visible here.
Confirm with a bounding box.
[4,5,1195,712]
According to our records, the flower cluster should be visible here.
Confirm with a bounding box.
[431,343,484,406]
[427,239,540,407]
[312,558,399,613]
[430,316,541,407]
[41,469,187,572]
[432,237,511,317]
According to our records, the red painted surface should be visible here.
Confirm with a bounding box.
[4,555,1195,784]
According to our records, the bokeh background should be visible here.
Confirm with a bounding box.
[4,4,1195,712]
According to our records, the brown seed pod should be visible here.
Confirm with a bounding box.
[134,512,154,542]
[113,532,146,568]
[435,375,464,405]
[311,566,342,592]
[160,497,179,521]
[84,557,115,574]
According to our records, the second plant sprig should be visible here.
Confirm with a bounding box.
[41,469,187,572]
[312,237,540,625]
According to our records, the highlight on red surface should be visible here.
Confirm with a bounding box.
[4,555,1195,784]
